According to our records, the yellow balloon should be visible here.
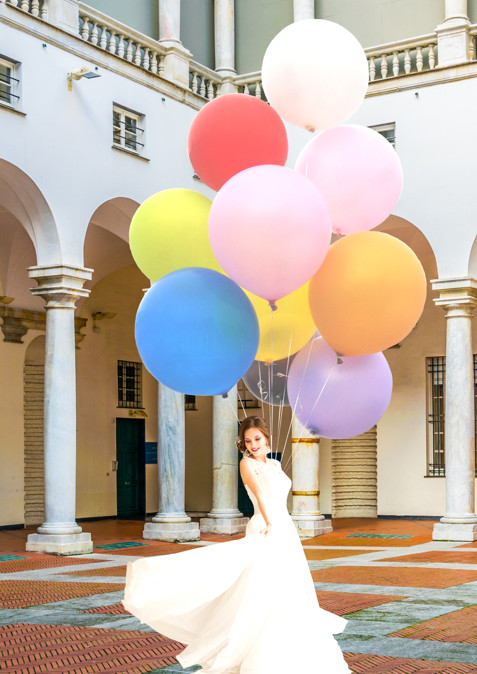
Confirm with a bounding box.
[246,283,315,362]
[129,188,222,282]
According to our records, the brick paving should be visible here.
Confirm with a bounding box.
[343,653,477,672]
[2,518,477,673]
[388,605,477,644]
[316,591,408,616]
[66,566,127,578]
[311,565,477,588]
[0,623,184,673]
[0,580,125,609]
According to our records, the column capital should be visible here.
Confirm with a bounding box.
[28,264,92,308]
[431,277,477,316]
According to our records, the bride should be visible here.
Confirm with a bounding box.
[123,415,351,673]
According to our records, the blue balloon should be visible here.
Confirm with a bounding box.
[135,267,259,395]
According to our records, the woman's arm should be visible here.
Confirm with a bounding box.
[240,459,273,534]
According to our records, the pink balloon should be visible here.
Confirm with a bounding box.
[295,125,403,236]
[208,165,331,303]
[287,337,393,439]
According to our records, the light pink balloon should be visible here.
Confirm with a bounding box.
[208,165,331,303]
[295,125,403,235]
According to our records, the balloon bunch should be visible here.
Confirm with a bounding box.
[131,19,427,438]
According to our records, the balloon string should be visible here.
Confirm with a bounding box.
[269,305,274,456]
[277,307,295,466]
[280,338,314,470]
[236,385,247,420]
[282,362,335,475]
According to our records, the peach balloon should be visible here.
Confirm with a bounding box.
[308,232,427,356]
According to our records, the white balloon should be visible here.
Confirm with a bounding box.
[262,19,369,132]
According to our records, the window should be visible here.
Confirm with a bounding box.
[0,56,20,108]
[427,355,477,476]
[185,394,197,411]
[117,360,143,408]
[113,104,144,153]
[370,122,396,148]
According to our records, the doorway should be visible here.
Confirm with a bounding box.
[116,418,145,518]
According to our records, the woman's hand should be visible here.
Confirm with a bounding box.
[260,523,272,536]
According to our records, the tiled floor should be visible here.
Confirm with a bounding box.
[1,518,477,673]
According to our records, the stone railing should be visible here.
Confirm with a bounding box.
[189,61,221,100]
[5,0,48,18]
[366,34,438,81]
[78,6,167,77]
[4,0,477,103]
[234,71,264,99]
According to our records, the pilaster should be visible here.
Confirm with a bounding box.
[432,277,477,542]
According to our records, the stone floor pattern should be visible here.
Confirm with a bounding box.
[0,518,476,673]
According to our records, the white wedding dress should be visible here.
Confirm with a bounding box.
[123,458,351,673]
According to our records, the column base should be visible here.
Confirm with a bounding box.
[143,521,200,543]
[26,532,93,555]
[432,521,477,541]
[291,516,333,539]
[200,516,249,535]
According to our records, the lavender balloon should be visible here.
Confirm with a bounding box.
[243,356,295,407]
[287,337,392,439]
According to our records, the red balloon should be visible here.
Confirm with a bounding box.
[188,93,288,191]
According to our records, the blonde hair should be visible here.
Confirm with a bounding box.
[235,416,271,456]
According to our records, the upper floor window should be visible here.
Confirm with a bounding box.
[370,122,396,148]
[0,56,20,108]
[427,355,477,477]
[113,104,144,154]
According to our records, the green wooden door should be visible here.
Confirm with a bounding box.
[116,418,145,518]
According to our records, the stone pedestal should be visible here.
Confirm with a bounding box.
[432,277,477,542]
[200,387,248,535]
[25,265,93,555]
[436,0,471,66]
[291,417,332,538]
[145,383,199,542]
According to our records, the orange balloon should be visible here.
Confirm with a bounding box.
[308,231,427,356]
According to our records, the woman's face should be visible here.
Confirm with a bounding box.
[243,427,268,458]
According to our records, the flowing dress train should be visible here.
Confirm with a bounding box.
[123,457,351,673]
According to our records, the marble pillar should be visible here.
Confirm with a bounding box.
[436,0,471,66]
[200,386,248,534]
[26,265,93,555]
[158,0,191,87]
[432,278,477,542]
[144,383,199,542]
[293,0,314,21]
[291,416,332,538]
[215,0,236,94]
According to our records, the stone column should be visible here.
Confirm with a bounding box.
[432,277,477,542]
[291,415,332,538]
[435,0,471,66]
[200,386,248,534]
[158,0,191,87]
[215,0,236,94]
[293,0,314,21]
[26,265,93,555]
[144,383,199,542]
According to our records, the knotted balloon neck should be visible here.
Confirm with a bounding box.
[269,301,278,311]
[222,393,228,399]
[336,353,344,365]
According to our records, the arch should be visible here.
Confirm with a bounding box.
[0,159,61,266]
[376,214,438,281]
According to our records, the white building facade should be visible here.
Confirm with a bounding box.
[0,0,476,552]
